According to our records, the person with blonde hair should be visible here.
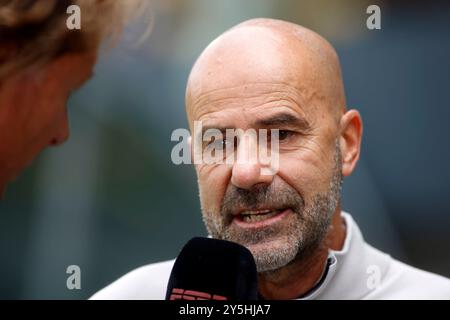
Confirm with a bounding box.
[0,0,145,196]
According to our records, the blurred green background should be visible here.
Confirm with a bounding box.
[1,0,450,299]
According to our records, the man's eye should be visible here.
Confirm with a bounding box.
[278,130,294,141]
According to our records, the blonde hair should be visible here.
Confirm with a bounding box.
[0,0,148,79]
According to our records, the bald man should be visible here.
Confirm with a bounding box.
[92,19,450,300]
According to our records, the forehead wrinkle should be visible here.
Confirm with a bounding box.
[189,81,320,123]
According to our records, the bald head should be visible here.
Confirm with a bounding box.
[186,18,346,125]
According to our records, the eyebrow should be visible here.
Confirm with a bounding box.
[255,112,311,131]
[199,112,311,136]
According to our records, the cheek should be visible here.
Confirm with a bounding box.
[28,88,66,140]
[277,148,334,198]
[2,79,64,147]
[197,164,231,212]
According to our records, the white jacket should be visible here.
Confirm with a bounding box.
[90,212,450,300]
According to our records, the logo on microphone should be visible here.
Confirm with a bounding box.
[169,288,227,300]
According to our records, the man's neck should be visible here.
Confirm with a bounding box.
[257,207,347,299]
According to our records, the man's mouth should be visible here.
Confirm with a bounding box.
[233,208,290,228]
[239,209,282,222]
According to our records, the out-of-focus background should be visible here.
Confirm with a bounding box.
[1,0,450,299]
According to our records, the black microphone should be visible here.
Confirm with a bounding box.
[165,237,258,300]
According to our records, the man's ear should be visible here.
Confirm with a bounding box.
[339,109,363,177]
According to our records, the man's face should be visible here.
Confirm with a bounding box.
[187,26,350,273]
[190,83,343,272]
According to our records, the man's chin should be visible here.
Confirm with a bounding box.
[241,237,300,273]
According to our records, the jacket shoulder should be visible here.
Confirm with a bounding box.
[368,254,450,299]
[90,259,175,300]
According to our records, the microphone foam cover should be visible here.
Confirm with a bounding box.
[166,237,258,300]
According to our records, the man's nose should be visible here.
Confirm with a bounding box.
[230,133,274,189]
[49,110,69,146]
